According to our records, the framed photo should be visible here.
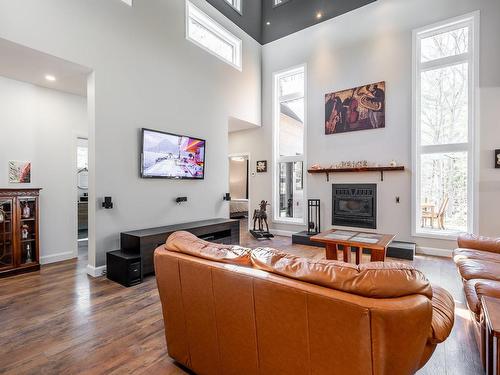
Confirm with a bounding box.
[496,149,500,169]
[325,81,385,135]
[9,161,31,183]
[256,160,267,173]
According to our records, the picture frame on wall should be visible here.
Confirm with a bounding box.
[496,149,500,169]
[325,81,386,135]
[256,160,267,173]
[8,161,31,183]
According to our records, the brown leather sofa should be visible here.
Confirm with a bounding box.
[453,233,500,362]
[155,231,455,375]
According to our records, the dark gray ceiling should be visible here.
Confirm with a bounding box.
[206,0,376,45]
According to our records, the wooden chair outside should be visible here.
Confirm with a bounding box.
[421,196,449,229]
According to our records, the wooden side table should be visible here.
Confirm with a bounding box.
[482,296,500,375]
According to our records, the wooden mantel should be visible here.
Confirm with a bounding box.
[307,166,405,182]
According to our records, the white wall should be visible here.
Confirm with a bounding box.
[0,76,88,263]
[0,0,262,268]
[229,0,500,251]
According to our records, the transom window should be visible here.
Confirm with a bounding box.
[224,0,241,14]
[186,1,242,70]
[273,0,290,8]
[273,66,306,224]
[413,13,478,238]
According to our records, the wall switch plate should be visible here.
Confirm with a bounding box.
[396,196,400,204]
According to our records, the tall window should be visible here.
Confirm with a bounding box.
[186,1,242,70]
[413,13,478,237]
[273,66,306,224]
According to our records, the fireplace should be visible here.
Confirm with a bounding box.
[332,184,377,229]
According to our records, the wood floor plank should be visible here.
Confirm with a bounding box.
[0,221,483,374]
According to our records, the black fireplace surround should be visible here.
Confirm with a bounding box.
[332,184,377,229]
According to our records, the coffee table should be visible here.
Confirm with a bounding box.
[310,230,396,265]
[482,296,500,375]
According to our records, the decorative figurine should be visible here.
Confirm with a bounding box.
[0,208,4,224]
[21,224,29,240]
[22,202,31,219]
[250,200,274,240]
[389,160,398,167]
[26,243,33,263]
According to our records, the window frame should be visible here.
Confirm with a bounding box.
[411,12,480,240]
[186,0,242,71]
[272,64,307,225]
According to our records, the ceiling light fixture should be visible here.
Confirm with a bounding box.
[45,75,56,82]
[266,21,271,26]
[316,12,323,20]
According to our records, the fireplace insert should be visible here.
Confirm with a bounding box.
[332,184,377,229]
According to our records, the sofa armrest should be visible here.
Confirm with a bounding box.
[458,233,500,254]
[428,285,455,345]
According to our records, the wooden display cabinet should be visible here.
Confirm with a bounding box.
[0,188,41,278]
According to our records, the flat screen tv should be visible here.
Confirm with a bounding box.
[141,128,206,179]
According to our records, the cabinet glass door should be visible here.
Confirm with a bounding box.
[0,199,14,269]
[19,198,36,265]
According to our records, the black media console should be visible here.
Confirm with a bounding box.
[119,218,240,277]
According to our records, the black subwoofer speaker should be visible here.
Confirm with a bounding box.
[106,250,142,287]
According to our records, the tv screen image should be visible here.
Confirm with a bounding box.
[141,128,205,179]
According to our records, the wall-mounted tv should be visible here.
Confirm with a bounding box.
[141,128,206,179]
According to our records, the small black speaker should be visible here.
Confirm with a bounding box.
[102,196,113,209]
[223,193,232,201]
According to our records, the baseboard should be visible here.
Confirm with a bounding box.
[269,229,295,237]
[40,251,76,265]
[416,246,453,258]
[86,264,107,277]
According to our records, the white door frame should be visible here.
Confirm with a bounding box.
[228,152,252,231]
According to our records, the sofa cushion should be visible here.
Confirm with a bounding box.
[165,231,252,266]
[453,248,500,264]
[464,279,500,318]
[251,247,432,299]
[458,234,500,254]
[456,259,500,282]
[428,285,455,344]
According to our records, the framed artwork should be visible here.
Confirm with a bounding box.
[496,149,500,169]
[325,81,386,135]
[256,160,267,173]
[9,161,31,183]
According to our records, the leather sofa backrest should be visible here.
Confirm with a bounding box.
[458,233,500,254]
[165,230,252,266]
[251,247,433,299]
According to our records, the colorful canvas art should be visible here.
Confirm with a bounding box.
[325,81,386,135]
[8,161,31,183]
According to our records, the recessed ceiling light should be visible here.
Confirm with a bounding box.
[316,12,323,19]
[45,75,56,82]
[266,21,271,26]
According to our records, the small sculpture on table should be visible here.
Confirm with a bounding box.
[250,200,274,240]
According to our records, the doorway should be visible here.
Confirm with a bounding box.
[228,153,251,230]
[77,138,89,258]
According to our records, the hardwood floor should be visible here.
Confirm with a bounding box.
[0,222,483,374]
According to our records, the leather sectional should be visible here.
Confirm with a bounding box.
[453,233,500,363]
[155,231,455,375]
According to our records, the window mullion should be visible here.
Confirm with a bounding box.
[420,143,469,155]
